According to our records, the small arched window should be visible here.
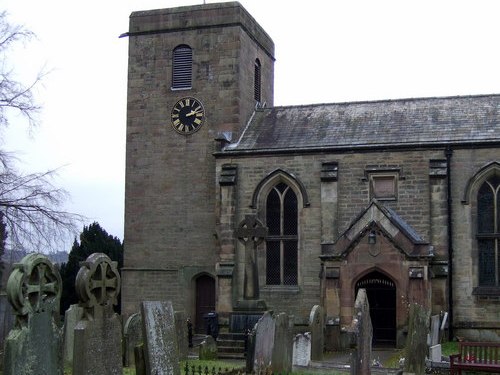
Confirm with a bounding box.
[265,182,298,285]
[477,173,500,286]
[172,45,192,90]
[254,59,261,103]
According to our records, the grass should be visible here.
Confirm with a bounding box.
[383,340,459,368]
[6,343,463,375]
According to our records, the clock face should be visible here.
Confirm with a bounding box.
[170,97,205,134]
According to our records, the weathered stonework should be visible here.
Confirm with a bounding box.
[123,1,500,345]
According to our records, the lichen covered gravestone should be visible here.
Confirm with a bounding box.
[63,304,84,366]
[309,305,325,361]
[293,332,311,367]
[4,253,63,375]
[404,303,430,375]
[73,253,122,375]
[141,300,180,375]
[272,312,293,372]
[253,311,275,373]
[351,288,372,375]
[124,312,143,367]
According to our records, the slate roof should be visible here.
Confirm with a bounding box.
[224,94,500,154]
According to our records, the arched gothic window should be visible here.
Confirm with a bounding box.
[172,45,192,89]
[477,173,500,287]
[254,59,261,103]
[265,182,298,285]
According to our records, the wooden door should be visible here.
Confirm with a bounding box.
[195,275,215,333]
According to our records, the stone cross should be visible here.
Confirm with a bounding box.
[73,253,122,375]
[236,214,268,300]
[4,253,63,375]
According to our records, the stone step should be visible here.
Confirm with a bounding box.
[217,351,246,360]
[216,333,247,360]
[216,339,245,348]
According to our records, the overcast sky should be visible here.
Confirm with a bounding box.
[2,0,500,252]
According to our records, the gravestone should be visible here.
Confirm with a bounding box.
[429,315,440,346]
[309,305,324,361]
[73,253,122,375]
[429,344,442,362]
[253,311,275,374]
[404,303,430,375]
[199,335,218,360]
[245,327,256,373]
[63,304,84,366]
[175,311,188,360]
[4,253,63,375]
[293,332,311,366]
[272,312,293,372]
[351,288,372,375]
[141,300,180,375]
[124,312,143,367]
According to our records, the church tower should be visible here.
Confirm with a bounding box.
[122,2,275,327]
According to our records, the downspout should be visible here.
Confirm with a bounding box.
[445,146,454,340]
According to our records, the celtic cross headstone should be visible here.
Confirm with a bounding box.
[73,253,122,375]
[4,253,63,375]
[236,214,268,300]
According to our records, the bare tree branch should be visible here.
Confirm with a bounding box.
[0,158,84,251]
[0,11,41,128]
[0,13,84,252]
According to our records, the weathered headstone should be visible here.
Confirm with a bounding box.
[73,253,122,375]
[63,304,84,366]
[4,253,63,375]
[199,335,218,360]
[272,312,293,372]
[429,315,440,346]
[141,300,180,375]
[293,332,311,367]
[429,344,442,362]
[124,312,143,367]
[175,311,188,360]
[309,305,325,361]
[253,311,275,373]
[351,288,372,375]
[404,303,430,375]
[245,327,256,373]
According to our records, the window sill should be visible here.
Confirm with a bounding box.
[261,285,300,294]
[472,286,500,296]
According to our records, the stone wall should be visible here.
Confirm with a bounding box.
[122,2,275,321]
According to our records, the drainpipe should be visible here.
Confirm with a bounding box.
[445,146,454,340]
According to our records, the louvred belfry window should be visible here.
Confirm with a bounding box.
[254,59,261,103]
[172,45,192,90]
[477,174,500,287]
[265,182,298,285]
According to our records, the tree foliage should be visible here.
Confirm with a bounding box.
[0,12,81,253]
[59,222,123,314]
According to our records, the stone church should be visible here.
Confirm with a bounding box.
[121,2,499,347]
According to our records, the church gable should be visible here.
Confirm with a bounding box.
[330,200,432,259]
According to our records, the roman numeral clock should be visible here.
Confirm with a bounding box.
[170,97,205,134]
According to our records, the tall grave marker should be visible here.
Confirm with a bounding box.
[231,215,268,332]
[4,253,63,375]
[141,300,180,375]
[73,253,122,375]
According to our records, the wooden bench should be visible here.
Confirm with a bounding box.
[449,341,500,374]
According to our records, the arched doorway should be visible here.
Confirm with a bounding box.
[355,271,396,346]
[195,274,215,333]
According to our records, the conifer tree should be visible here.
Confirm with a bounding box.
[59,222,123,314]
